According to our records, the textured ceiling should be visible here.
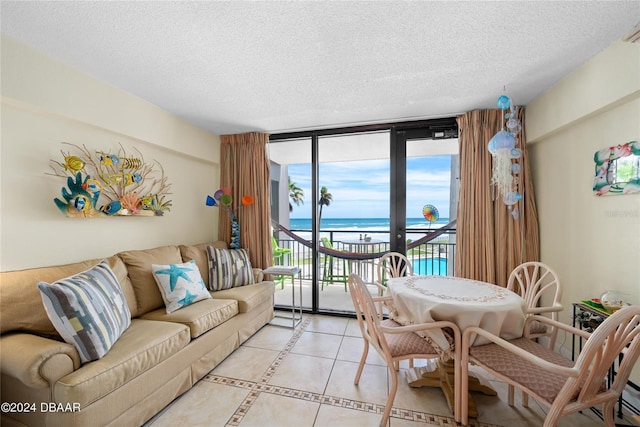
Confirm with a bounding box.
[1,1,639,135]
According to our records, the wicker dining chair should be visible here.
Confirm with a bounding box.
[506,261,564,405]
[376,252,414,287]
[507,261,563,348]
[373,252,414,316]
[459,305,640,426]
[348,273,461,426]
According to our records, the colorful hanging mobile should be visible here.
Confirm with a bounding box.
[488,89,523,219]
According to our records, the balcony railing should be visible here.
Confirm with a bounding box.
[273,227,456,282]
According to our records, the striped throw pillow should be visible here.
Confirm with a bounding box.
[206,246,255,291]
[37,260,131,363]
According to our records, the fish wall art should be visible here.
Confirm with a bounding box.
[48,142,172,217]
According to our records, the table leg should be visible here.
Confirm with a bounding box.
[296,272,303,327]
[406,360,496,418]
[271,272,302,329]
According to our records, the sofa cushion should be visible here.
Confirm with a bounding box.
[54,318,190,407]
[140,298,238,338]
[213,281,275,313]
[37,260,132,363]
[206,247,255,291]
[151,260,211,313]
[104,255,139,318]
[1,259,101,336]
[118,245,183,314]
[0,258,138,338]
[179,241,228,289]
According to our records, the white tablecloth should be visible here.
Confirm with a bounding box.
[388,275,527,356]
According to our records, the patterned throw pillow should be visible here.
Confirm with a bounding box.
[206,247,255,291]
[37,260,131,363]
[151,260,211,313]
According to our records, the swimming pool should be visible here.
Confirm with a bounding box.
[412,257,448,276]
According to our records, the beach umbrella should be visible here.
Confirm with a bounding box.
[422,204,439,228]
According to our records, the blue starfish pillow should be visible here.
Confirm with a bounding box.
[151,260,211,313]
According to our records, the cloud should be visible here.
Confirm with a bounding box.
[288,155,453,218]
[407,170,450,186]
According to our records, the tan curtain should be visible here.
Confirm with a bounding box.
[455,109,539,286]
[219,132,273,269]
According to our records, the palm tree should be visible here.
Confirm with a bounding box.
[288,177,304,212]
[318,186,332,228]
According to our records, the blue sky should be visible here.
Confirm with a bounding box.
[288,155,452,219]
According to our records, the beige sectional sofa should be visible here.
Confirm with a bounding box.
[0,241,275,427]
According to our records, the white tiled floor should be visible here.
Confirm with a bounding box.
[145,314,638,427]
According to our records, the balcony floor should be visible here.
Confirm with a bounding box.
[273,278,379,313]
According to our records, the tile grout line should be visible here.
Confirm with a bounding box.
[208,372,500,427]
[218,316,313,426]
[204,316,503,427]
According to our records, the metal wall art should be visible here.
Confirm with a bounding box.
[48,142,172,217]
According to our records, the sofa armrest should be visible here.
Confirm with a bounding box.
[1,333,80,388]
[253,268,264,282]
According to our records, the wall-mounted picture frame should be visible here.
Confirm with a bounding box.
[593,140,640,196]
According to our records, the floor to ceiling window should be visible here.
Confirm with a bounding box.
[268,119,458,315]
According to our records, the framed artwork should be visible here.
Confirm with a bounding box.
[593,140,640,196]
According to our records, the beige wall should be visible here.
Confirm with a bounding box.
[1,35,221,271]
[526,40,640,380]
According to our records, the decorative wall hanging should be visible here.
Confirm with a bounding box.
[47,142,172,217]
[488,91,523,219]
[205,188,254,249]
[593,140,640,196]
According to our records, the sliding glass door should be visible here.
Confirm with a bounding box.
[317,132,390,311]
[268,119,458,315]
[268,137,314,311]
[405,136,458,276]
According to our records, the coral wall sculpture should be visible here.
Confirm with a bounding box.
[48,142,172,217]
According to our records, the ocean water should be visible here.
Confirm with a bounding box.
[288,217,451,242]
[290,217,450,231]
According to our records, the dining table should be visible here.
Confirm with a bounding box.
[386,274,528,417]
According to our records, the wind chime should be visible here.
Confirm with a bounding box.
[487,90,523,220]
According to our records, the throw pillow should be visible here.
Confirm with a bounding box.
[206,247,255,291]
[151,260,211,313]
[37,260,132,363]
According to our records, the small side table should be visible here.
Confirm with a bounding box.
[263,266,302,329]
[572,302,640,419]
